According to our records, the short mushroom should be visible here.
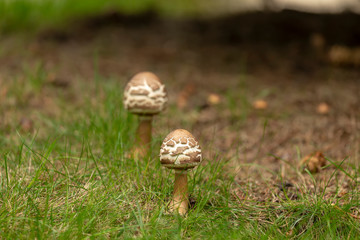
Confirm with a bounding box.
[160,129,202,216]
[123,72,167,157]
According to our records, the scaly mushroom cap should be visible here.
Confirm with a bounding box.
[160,129,202,170]
[123,72,168,115]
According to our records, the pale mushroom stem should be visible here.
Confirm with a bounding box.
[134,115,152,157]
[171,170,189,216]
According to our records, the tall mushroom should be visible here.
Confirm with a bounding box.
[160,129,202,216]
[123,72,167,157]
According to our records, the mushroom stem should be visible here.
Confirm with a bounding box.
[171,170,189,216]
[134,115,152,157]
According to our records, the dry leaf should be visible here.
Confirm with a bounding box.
[328,45,360,66]
[329,45,352,65]
[253,99,268,110]
[317,102,330,114]
[299,151,327,173]
[207,93,221,105]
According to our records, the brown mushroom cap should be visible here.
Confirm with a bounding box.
[123,72,168,115]
[160,129,202,170]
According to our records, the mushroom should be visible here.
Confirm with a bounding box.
[160,129,202,216]
[123,72,167,157]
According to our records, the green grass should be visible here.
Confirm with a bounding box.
[0,0,200,33]
[1,63,359,239]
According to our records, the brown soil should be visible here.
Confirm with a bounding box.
[1,10,359,204]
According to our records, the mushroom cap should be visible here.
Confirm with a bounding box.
[160,129,202,170]
[123,72,168,115]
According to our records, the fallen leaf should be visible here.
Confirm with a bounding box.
[317,102,330,114]
[207,93,221,105]
[253,99,268,110]
[329,45,352,65]
[328,45,360,66]
[299,151,327,173]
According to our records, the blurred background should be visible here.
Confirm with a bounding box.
[1,0,360,31]
[0,0,359,169]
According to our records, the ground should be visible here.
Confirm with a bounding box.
[0,10,359,238]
